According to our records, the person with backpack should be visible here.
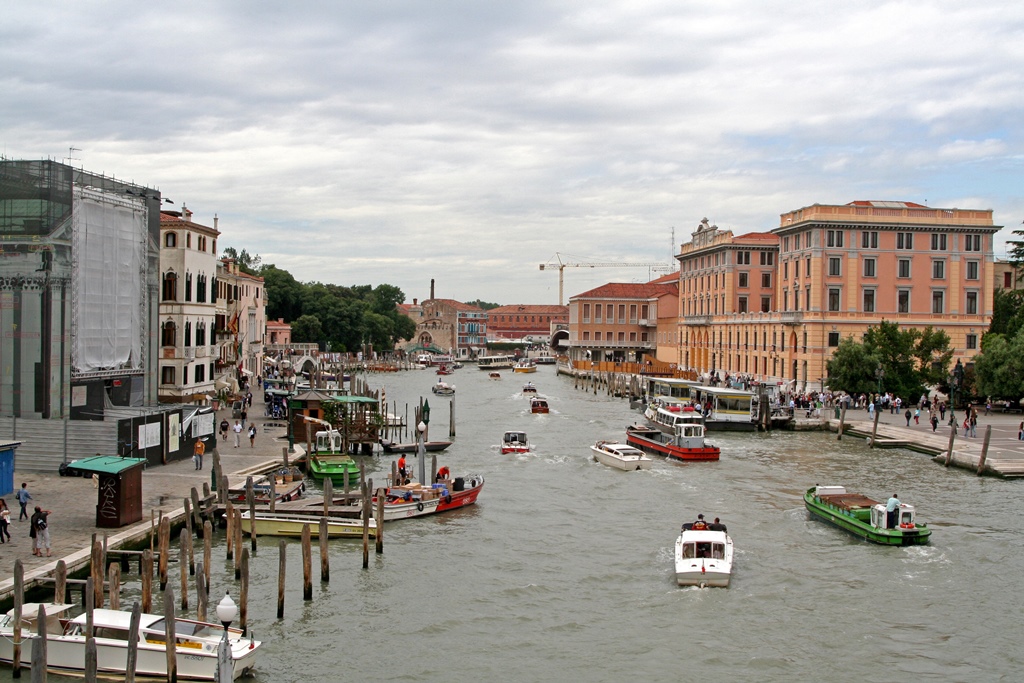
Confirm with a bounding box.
[248,423,257,448]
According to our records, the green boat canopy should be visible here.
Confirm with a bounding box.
[67,455,147,475]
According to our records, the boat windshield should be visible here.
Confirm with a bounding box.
[143,619,226,642]
[683,541,726,559]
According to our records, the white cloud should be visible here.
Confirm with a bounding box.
[3,0,1024,301]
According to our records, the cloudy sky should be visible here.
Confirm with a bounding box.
[4,1,1023,305]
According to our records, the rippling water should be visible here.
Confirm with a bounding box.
[20,365,1024,683]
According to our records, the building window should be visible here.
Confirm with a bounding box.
[863,289,875,313]
[861,231,878,249]
[629,332,636,342]
[931,233,947,250]
[828,288,841,312]
[195,364,205,383]
[964,234,981,252]
[966,334,978,350]
[184,321,192,347]
[184,273,193,302]
[161,321,176,347]
[828,332,840,347]
[783,262,789,280]
[898,259,911,278]
[595,331,602,341]
[863,258,876,277]
[196,274,207,303]
[583,331,590,340]
[898,289,910,313]
[737,252,751,265]
[783,236,790,252]
[162,272,178,301]
[629,304,637,323]
[618,305,625,323]
[965,291,978,315]
[607,304,614,320]
[897,232,914,249]
[1005,272,1013,289]
[805,287,811,310]
[196,322,206,346]
[739,272,749,288]
[966,261,979,280]
[182,365,189,385]
[761,296,771,313]
[783,291,789,311]
[806,257,811,277]
[828,257,841,277]
[186,232,191,249]
[826,230,844,248]
[161,366,175,385]
[760,252,774,266]
[618,332,625,342]
[932,259,945,279]
[932,290,944,314]
[738,297,748,313]
[583,304,590,323]
[164,232,177,248]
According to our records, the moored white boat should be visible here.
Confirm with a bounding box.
[590,441,652,471]
[674,519,733,587]
[0,604,261,680]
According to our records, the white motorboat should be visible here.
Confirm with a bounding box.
[674,520,733,587]
[590,441,652,471]
[0,603,261,680]
[501,431,531,454]
[431,380,455,396]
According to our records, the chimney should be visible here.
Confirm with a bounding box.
[413,298,418,305]
[214,213,219,230]
[430,279,435,300]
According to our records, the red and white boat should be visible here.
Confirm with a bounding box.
[373,474,485,520]
[500,431,531,454]
[530,396,550,414]
[626,422,720,462]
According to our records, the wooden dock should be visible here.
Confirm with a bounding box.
[832,419,1024,478]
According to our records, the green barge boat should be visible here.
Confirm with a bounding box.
[804,486,931,546]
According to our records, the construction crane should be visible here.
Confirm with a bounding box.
[539,253,674,305]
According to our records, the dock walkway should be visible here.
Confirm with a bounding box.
[0,406,306,601]
[830,406,1024,477]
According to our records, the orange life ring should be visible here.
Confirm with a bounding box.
[899,522,915,529]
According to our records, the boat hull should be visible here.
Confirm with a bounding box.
[378,477,484,519]
[674,531,733,587]
[803,488,931,545]
[591,449,651,471]
[626,426,720,462]
[308,456,361,486]
[240,511,376,538]
[0,608,260,681]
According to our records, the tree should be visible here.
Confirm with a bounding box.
[221,247,262,275]
[290,314,323,345]
[261,265,304,322]
[1007,221,1024,277]
[861,321,922,399]
[973,327,1024,400]
[826,336,880,395]
[989,287,1024,340]
[912,326,953,390]
[465,299,500,310]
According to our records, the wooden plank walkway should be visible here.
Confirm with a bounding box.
[832,419,1024,478]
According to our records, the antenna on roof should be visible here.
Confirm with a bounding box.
[64,146,81,166]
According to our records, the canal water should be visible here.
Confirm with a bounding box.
[21,365,1023,682]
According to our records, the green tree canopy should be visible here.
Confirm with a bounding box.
[290,314,323,345]
[973,327,1024,401]
[221,247,262,275]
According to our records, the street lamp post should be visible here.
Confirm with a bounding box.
[875,365,885,397]
[416,420,427,485]
[215,592,237,683]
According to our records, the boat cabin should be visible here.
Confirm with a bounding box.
[871,503,918,530]
[679,538,727,560]
[315,430,343,454]
[503,431,528,445]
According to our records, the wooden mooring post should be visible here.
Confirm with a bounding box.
[108,563,121,611]
[163,588,177,683]
[869,408,881,448]
[302,524,313,600]
[375,489,385,555]
[837,404,847,440]
[277,541,286,619]
[13,560,22,679]
[240,548,250,635]
[319,517,330,583]
[141,550,153,614]
[179,527,190,610]
[944,425,957,466]
[977,424,992,475]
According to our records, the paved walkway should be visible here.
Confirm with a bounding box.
[0,407,297,584]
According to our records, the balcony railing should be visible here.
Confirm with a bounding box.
[779,311,803,325]
[684,315,713,326]
[566,339,656,349]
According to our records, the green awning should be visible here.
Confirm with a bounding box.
[325,396,379,404]
[67,456,147,475]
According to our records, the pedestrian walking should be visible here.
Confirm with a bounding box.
[1018,420,1023,441]
[963,416,970,437]
[914,408,920,425]
[931,414,939,432]
[193,438,206,470]
[220,418,230,441]
[233,420,242,448]
[940,402,946,421]
[0,500,11,543]
[970,412,977,438]
[904,409,912,426]
[15,483,31,521]
[30,505,51,557]
[248,423,257,448]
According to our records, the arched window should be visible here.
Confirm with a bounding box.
[161,321,176,347]
[184,273,193,302]
[162,272,178,301]
[186,232,192,248]
[164,232,177,248]
[196,274,207,303]
[184,321,192,347]
[196,322,206,346]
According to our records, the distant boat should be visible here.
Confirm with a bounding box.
[513,359,537,373]
[521,382,537,393]
[432,380,455,396]
[489,372,502,380]
[379,439,453,454]
[535,356,557,365]
[530,396,549,414]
